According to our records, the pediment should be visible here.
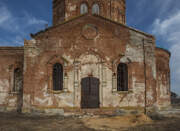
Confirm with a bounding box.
[31,15,130,53]
[32,14,152,40]
[32,14,129,39]
[47,55,69,65]
[29,14,153,65]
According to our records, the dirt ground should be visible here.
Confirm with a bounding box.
[0,112,180,131]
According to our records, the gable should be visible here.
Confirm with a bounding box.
[29,14,154,64]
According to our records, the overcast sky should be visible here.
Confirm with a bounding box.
[0,0,180,95]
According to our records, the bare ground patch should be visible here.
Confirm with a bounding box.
[0,113,95,131]
[82,114,152,131]
[0,112,180,131]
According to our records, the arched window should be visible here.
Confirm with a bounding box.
[117,63,128,91]
[53,63,63,91]
[80,3,88,14]
[13,68,22,92]
[92,3,100,14]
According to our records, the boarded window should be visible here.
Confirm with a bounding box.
[92,4,100,14]
[80,3,88,14]
[13,68,22,92]
[117,63,128,91]
[53,63,63,90]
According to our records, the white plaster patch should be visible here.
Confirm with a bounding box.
[120,56,130,63]
[69,5,76,11]
[94,48,98,52]
[63,54,73,64]
[81,64,99,77]
[43,84,50,97]
[80,54,99,64]
[105,56,110,61]
[30,39,36,44]
[54,94,74,107]
[35,89,52,105]
[48,98,53,105]
[134,83,145,93]
[94,34,100,43]
[78,54,100,78]
[34,97,51,105]
[8,98,17,106]
[40,72,45,75]
[125,44,143,62]
[65,13,70,18]
[159,83,169,98]
[23,94,31,108]
[152,59,156,79]
[58,99,74,107]
[0,93,8,104]
[147,87,154,101]
[29,49,40,57]
[132,77,136,91]
[0,79,9,92]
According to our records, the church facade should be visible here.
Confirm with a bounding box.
[0,0,171,114]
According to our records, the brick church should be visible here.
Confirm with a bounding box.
[0,0,171,114]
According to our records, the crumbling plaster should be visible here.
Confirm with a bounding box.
[0,47,24,111]
[21,15,162,113]
[0,13,171,114]
[155,48,171,108]
[53,0,126,25]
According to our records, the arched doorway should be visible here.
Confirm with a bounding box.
[81,77,100,108]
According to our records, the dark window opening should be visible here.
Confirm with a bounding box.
[92,3,100,14]
[53,63,63,91]
[80,3,88,14]
[13,68,22,92]
[117,63,128,91]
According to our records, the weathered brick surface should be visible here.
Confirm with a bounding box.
[0,47,24,112]
[53,0,126,25]
[0,1,171,114]
[155,48,171,108]
[22,15,164,112]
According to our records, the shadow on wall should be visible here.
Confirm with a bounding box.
[171,92,180,105]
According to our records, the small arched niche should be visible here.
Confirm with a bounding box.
[80,3,88,14]
[92,3,100,15]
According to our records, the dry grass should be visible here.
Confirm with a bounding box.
[82,114,152,131]
[0,112,180,131]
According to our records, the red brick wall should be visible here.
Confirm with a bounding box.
[0,47,24,111]
[22,15,158,112]
[155,47,171,108]
[53,0,126,25]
